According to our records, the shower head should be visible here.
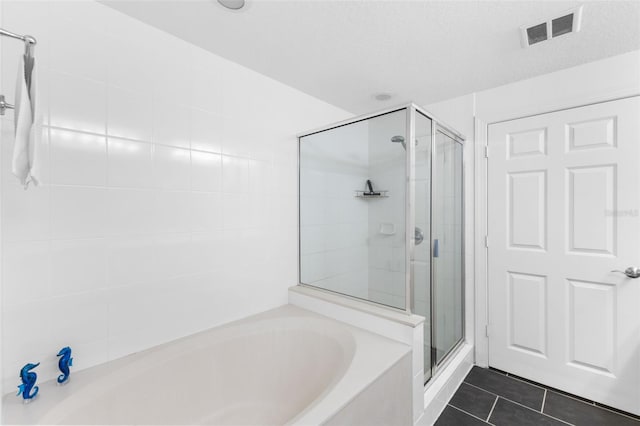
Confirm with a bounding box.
[391,135,418,151]
[391,135,406,150]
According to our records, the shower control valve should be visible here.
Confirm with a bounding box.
[415,227,424,245]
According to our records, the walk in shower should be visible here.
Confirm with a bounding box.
[298,104,464,382]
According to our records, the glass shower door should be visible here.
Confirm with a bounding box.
[413,111,432,381]
[432,129,464,366]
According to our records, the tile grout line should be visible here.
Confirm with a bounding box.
[591,404,640,422]
[550,390,640,422]
[498,396,575,426]
[459,372,639,425]
[47,123,268,159]
[494,367,640,421]
[447,404,491,424]
[492,369,547,392]
[463,381,500,398]
[486,395,499,422]
[501,374,640,422]
[463,382,575,426]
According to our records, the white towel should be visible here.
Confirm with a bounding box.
[12,53,42,188]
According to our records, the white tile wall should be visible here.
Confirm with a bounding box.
[365,111,408,310]
[0,0,349,394]
[299,111,414,308]
[367,159,406,308]
[299,125,370,299]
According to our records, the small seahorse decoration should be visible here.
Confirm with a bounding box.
[17,362,40,401]
[57,346,73,384]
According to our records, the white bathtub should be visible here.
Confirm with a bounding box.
[2,305,412,425]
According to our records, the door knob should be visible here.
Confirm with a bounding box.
[611,267,640,279]
[415,227,424,245]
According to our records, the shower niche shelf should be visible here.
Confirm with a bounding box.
[354,190,389,199]
[355,179,388,199]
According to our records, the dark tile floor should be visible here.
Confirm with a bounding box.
[435,367,640,426]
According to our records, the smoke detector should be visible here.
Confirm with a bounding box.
[520,5,583,48]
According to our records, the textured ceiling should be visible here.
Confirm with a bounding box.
[101,0,640,114]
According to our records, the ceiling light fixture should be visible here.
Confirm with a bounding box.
[218,0,245,10]
[374,93,392,101]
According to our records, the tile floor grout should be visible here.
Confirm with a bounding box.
[493,368,640,422]
[547,389,640,421]
[462,380,499,396]
[445,393,576,426]
[592,405,640,422]
[494,368,548,392]
[437,367,640,426]
[448,403,491,424]
[492,396,575,426]
[485,395,498,422]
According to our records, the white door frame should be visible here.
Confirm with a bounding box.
[473,94,640,369]
[473,117,489,367]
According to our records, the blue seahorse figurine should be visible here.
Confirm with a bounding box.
[56,346,73,384]
[16,363,40,401]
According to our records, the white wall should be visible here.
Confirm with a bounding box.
[0,0,349,394]
[475,50,640,124]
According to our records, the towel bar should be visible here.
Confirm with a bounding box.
[0,28,36,58]
[0,27,37,116]
[0,94,15,116]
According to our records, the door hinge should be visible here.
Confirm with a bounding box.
[485,324,490,337]
[484,146,489,158]
[484,235,489,248]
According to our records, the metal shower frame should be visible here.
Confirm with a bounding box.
[297,103,466,379]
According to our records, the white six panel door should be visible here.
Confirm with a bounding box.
[487,97,640,415]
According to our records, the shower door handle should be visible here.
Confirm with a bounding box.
[433,239,439,258]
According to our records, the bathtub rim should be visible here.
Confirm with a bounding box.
[2,304,412,426]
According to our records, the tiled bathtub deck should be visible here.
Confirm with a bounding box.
[435,366,640,426]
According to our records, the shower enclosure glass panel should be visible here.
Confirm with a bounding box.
[298,104,465,383]
[413,111,433,381]
[299,110,407,310]
[432,130,464,365]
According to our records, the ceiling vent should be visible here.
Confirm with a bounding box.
[520,6,583,48]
